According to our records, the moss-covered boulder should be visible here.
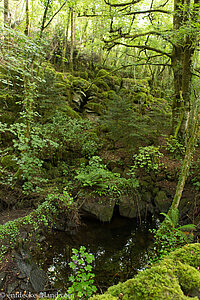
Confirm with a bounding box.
[60,104,81,119]
[90,243,200,300]
[84,102,105,115]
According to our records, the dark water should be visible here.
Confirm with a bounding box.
[36,216,154,292]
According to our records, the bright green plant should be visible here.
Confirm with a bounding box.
[42,112,99,157]
[0,189,78,262]
[133,145,164,173]
[8,123,58,193]
[46,188,75,210]
[150,209,196,263]
[75,156,139,197]
[56,246,97,299]
[165,135,185,158]
[68,246,97,299]
[191,157,200,190]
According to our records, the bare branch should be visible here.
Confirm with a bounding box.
[43,1,67,30]
[123,9,171,16]
[104,0,142,7]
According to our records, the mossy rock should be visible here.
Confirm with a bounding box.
[118,195,138,218]
[81,192,115,222]
[72,77,89,90]
[88,83,99,94]
[1,155,18,171]
[95,79,110,91]
[60,104,81,119]
[85,102,104,114]
[89,244,200,300]
[167,243,200,268]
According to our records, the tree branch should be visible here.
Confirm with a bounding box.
[104,0,142,7]
[106,42,172,58]
[104,30,174,48]
[43,1,67,30]
[123,9,171,15]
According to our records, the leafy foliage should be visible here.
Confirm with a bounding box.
[0,189,78,262]
[165,135,185,158]
[56,246,97,299]
[101,95,151,148]
[150,209,196,263]
[75,156,139,197]
[42,112,99,157]
[133,146,164,173]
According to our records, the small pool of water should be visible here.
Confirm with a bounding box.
[36,216,155,292]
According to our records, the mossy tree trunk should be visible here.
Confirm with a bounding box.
[169,103,200,213]
[171,0,200,138]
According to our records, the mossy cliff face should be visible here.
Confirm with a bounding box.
[90,243,200,300]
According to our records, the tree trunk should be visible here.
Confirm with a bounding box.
[170,103,199,212]
[24,0,29,36]
[69,8,75,71]
[62,8,70,72]
[4,0,9,27]
[171,0,198,138]
[40,0,51,38]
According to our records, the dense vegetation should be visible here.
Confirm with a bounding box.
[0,0,200,298]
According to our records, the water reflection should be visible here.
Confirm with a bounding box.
[36,216,154,292]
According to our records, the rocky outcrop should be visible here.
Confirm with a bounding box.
[81,196,116,222]
[0,249,48,294]
[154,190,171,213]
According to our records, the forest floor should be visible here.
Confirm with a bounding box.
[0,208,33,225]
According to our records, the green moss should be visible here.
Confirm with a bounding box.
[97,69,112,80]
[112,75,121,86]
[135,91,148,102]
[1,155,17,171]
[89,83,99,94]
[171,260,200,293]
[85,102,104,114]
[90,295,117,300]
[60,105,81,119]
[168,243,200,267]
[89,244,200,300]
[72,77,89,90]
[95,79,110,91]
